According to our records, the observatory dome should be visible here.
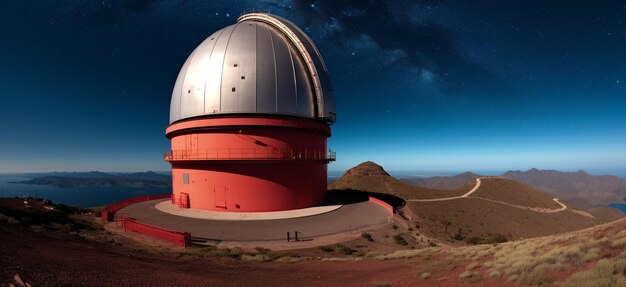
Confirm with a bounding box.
[169,13,335,124]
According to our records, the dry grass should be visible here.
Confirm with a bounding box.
[559,256,626,287]
[364,218,626,286]
[459,270,482,282]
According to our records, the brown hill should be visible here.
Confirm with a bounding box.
[502,168,626,208]
[333,162,614,243]
[403,172,481,190]
[471,177,562,209]
[405,177,602,242]
[329,161,467,199]
[407,198,600,242]
[587,206,626,222]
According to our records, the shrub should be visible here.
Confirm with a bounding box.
[459,271,482,282]
[420,272,431,279]
[393,235,408,246]
[489,269,501,277]
[453,233,465,241]
[254,247,271,254]
[318,245,334,252]
[466,236,482,245]
[335,244,357,255]
[484,234,508,244]
[266,251,300,261]
[517,269,553,286]
[361,232,374,242]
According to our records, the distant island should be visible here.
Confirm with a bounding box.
[14,171,171,188]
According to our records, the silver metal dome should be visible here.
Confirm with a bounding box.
[169,13,336,124]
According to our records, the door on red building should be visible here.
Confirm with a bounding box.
[214,186,227,208]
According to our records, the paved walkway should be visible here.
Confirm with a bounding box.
[155,201,342,220]
[119,199,391,241]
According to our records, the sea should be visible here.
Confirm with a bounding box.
[608,198,626,214]
[0,174,170,208]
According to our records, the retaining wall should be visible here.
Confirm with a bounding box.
[101,194,171,221]
[368,196,395,217]
[121,218,191,247]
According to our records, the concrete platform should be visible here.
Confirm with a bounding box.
[119,198,391,241]
[155,201,342,220]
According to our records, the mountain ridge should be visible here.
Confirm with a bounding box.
[400,168,626,209]
[13,171,171,188]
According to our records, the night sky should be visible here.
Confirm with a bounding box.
[1,1,625,175]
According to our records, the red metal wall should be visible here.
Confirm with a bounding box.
[166,116,331,212]
[122,218,191,247]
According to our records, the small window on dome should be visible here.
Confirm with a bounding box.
[241,76,245,80]
[234,64,238,67]
[232,87,236,92]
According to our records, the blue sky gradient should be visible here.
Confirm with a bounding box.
[1,1,625,176]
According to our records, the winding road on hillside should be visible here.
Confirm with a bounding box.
[408,177,568,213]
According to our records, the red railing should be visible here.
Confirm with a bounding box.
[164,148,336,162]
[121,218,191,247]
[101,194,171,222]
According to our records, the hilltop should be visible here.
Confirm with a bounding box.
[329,161,468,199]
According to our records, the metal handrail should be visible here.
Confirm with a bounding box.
[164,148,336,162]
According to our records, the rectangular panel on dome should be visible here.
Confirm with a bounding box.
[272,30,297,114]
[206,26,235,114]
[256,23,277,113]
[222,23,257,113]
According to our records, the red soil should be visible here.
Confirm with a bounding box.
[0,222,517,287]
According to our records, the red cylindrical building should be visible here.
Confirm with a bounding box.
[165,13,336,212]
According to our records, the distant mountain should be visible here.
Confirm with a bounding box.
[14,171,171,188]
[402,168,626,209]
[502,168,626,209]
